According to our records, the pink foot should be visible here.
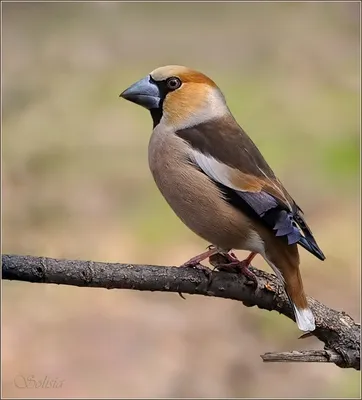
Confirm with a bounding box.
[179,246,218,283]
[213,252,258,288]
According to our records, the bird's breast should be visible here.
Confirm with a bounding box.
[147,127,259,251]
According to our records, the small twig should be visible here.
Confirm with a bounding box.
[261,349,344,364]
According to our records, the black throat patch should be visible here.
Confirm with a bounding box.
[148,78,175,129]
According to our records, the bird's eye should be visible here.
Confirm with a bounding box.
[166,77,181,90]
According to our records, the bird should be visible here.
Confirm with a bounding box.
[120,65,325,332]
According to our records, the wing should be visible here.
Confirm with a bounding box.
[176,117,326,261]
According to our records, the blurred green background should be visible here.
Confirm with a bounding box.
[2,2,360,398]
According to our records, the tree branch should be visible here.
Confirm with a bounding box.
[1,254,360,370]
[261,349,346,364]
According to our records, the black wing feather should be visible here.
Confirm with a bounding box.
[213,181,326,261]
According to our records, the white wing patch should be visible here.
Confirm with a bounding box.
[191,150,243,191]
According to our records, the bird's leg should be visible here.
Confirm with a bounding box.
[237,252,258,286]
[213,251,258,288]
[181,245,218,268]
[179,245,218,282]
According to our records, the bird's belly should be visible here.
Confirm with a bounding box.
[149,153,258,251]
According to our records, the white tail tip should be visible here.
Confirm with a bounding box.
[292,304,316,332]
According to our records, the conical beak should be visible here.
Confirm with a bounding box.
[120,75,161,110]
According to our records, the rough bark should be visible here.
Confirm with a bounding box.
[2,254,360,370]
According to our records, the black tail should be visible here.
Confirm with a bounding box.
[295,213,326,261]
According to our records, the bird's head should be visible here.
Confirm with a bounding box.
[120,65,229,130]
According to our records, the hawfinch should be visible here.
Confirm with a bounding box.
[120,65,325,332]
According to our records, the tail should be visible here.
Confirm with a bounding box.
[266,248,316,332]
[286,293,315,332]
[285,268,315,332]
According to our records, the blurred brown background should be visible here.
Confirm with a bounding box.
[1,2,360,398]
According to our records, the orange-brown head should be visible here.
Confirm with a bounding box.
[120,65,230,130]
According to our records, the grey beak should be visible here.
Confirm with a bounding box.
[119,75,161,110]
